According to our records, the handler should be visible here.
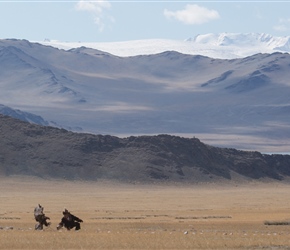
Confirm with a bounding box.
[34,204,50,230]
[57,209,83,231]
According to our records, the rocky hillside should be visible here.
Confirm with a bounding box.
[0,114,289,183]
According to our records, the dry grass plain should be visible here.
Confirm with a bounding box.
[1,176,290,249]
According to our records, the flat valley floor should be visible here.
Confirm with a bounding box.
[1,177,290,249]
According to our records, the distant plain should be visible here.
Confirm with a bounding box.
[1,176,290,249]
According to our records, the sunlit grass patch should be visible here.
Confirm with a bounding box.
[1,178,290,249]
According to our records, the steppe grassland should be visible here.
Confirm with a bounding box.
[1,177,290,249]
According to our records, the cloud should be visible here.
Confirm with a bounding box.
[164,4,220,25]
[273,18,290,32]
[75,0,113,31]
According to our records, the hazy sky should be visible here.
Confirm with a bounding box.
[1,1,290,42]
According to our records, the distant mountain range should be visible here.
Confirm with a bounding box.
[40,33,290,59]
[0,34,290,153]
[1,114,290,183]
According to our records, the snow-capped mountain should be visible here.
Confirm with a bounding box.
[39,33,290,59]
[1,35,290,153]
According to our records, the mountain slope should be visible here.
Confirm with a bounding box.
[0,114,289,182]
[0,104,49,126]
[0,39,290,153]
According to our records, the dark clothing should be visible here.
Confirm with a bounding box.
[35,214,50,227]
[58,213,83,230]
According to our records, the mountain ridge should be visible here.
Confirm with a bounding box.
[0,38,290,153]
[0,114,289,183]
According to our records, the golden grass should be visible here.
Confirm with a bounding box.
[1,176,290,249]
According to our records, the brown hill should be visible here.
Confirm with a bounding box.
[0,114,289,183]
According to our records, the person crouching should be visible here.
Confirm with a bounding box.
[57,209,83,231]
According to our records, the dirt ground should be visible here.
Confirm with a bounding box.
[1,176,290,249]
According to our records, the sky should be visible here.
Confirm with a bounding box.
[1,0,290,42]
